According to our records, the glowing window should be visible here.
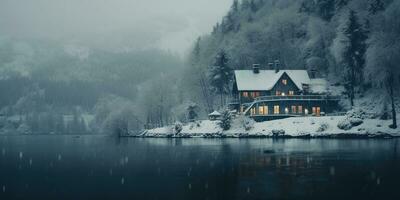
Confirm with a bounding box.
[259,105,268,115]
[275,91,281,96]
[282,79,287,85]
[313,107,321,116]
[289,91,294,95]
[251,107,256,115]
[258,106,264,115]
[291,106,297,113]
[274,105,280,114]
[242,92,248,97]
[298,106,303,114]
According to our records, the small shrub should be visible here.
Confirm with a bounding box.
[337,120,352,130]
[173,122,183,134]
[349,118,363,127]
[347,108,372,119]
[317,123,329,132]
[237,115,255,131]
[272,129,285,137]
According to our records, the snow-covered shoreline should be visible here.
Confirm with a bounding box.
[140,116,399,138]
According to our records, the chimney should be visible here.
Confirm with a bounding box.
[252,64,260,74]
[268,62,274,70]
[274,60,280,73]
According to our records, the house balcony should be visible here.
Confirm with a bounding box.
[254,95,340,102]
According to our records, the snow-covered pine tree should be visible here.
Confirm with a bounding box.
[332,9,367,107]
[365,1,400,129]
[192,37,201,65]
[250,0,258,13]
[368,0,385,15]
[316,0,336,21]
[186,103,198,122]
[232,0,239,12]
[218,109,232,131]
[241,0,250,11]
[209,49,233,108]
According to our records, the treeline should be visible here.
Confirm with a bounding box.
[0,40,183,134]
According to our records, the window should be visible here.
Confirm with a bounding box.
[274,105,280,114]
[282,79,287,85]
[258,106,264,115]
[313,107,321,116]
[259,105,268,115]
[242,92,248,97]
[291,106,297,114]
[298,106,303,114]
[289,91,294,96]
[275,91,281,96]
[251,107,256,115]
[251,92,260,98]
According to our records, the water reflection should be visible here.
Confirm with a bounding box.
[0,136,399,200]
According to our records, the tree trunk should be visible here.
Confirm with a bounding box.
[350,88,354,107]
[199,74,213,113]
[350,68,356,107]
[220,93,224,108]
[389,81,397,129]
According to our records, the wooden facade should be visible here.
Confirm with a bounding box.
[230,69,339,121]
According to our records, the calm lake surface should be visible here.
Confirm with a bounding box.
[0,136,400,200]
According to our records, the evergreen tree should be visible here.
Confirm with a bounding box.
[250,0,258,12]
[241,0,250,11]
[333,10,367,107]
[186,103,198,122]
[218,109,232,131]
[209,49,233,107]
[365,2,400,128]
[299,0,316,14]
[316,0,336,21]
[368,0,385,15]
[232,0,239,12]
[192,37,201,65]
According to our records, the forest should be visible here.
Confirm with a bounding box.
[0,0,399,135]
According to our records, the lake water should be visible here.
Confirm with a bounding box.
[0,135,399,200]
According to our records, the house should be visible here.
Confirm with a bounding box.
[230,62,340,121]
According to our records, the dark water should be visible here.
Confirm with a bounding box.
[0,136,400,200]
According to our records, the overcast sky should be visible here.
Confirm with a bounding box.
[0,0,232,56]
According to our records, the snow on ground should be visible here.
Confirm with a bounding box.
[143,116,400,138]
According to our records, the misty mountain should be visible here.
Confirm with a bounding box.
[0,38,182,110]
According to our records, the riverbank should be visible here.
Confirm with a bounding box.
[140,115,399,138]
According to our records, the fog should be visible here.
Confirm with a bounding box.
[0,0,231,55]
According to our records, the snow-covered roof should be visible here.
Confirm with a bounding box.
[234,70,311,91]
[208,111,221,116]
[309,78,328,94]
